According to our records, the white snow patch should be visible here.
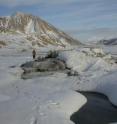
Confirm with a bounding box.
[77,71,117,106]
[25,19,35,34]
[59,50,97,72]
[46,30,58,39]
[0,94,11,102]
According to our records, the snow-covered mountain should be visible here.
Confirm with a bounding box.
[0,12,80,47]
[97,38,117,45]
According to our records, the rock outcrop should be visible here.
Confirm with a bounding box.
[21,58,66,74]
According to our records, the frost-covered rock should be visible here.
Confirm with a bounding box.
[67,70,79,76]
[81,47,105,57]
[21,58,66,73]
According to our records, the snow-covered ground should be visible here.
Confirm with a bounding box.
[0,44,117,124]
[0,47,86,124]
[58,48,117,105]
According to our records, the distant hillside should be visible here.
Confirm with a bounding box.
[0,12,81,47]
[97,38,117,45]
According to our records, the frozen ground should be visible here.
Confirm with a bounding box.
[0,47,86,124]
[0,44,117,124]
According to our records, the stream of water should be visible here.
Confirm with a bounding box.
[71,92,117,124]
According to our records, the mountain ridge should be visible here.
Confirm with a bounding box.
[0,12,81,47]
[97,38,117,45]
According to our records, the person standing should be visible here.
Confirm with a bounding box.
[32,49,36,60]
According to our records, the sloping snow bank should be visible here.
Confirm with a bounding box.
[59,50,96,72]
[59,49,117,106]
[58,49,115,73]
[96,71,117,106]
[76,71,117,106]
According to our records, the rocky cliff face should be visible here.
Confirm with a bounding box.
[0,12,80,47]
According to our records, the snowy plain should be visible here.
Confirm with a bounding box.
[0,42,117,124]
[0,46,87,124]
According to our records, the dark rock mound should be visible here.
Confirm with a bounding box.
[20,51,79,79]
[21,58,66,74]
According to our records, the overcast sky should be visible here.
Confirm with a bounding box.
[0,0,117,42]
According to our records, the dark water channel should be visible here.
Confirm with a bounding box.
[70,92,117,124]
